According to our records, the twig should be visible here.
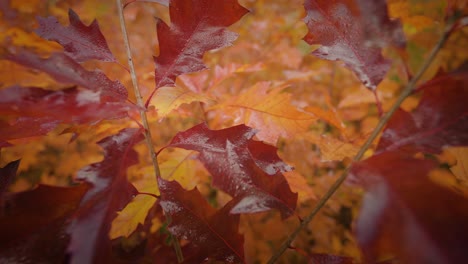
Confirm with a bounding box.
[267,22,453,264]
[116,1,183,262]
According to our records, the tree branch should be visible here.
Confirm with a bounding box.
[267,22,454,264]
[116,1,183,262]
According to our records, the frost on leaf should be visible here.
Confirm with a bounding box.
[351,152,468,263]
[158,178,244,263]
[153,0,248,88]
[66,128,143,264]
[35,9,117,63]
[166,123,297,218]
[377,69,468,154]
[303,0,404,89]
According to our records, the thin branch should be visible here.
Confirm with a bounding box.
[267,22,453,264]
[116,1,183,262]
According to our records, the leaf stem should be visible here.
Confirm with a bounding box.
[116,1,183,262]
[267,22,453,264]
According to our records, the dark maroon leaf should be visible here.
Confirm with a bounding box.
[0,184,89,263]
[166,123,297,218]
[153,0,248,88]
[377,70,468,154]
[0,159,20,198]
[35,9,117,63]
[158,178,244,263]
[4,49,128,100]
[351,152,468,263]
[66,128,143,264]
[303,0,404,89]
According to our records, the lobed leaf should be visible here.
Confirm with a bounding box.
[35,9,117,63]
[0,86,134,141]
[66,128,143,264]
[4,49,128,100]
[158,178,244,263]
[377,69,468,154]
[166,123,297,218]
[211,82,316,144]
[303,0,404,89]
[153,0,249,88]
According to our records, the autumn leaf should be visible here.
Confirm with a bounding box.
[150,86,213,119]
[448,147,468,184]
[109,194,156,239]
[0,86,134,141]
[303,0,404,89]
[0,183,89,263]
[158,178,244,263]
[166,123,297,218]
[305,133,360,162]
[376,69,468,154]
[35,9,117,63]
[210,82,316,144]
[351,152,468,263]
[4,49,128,100]
[153,0,249,88]
[66,128,143,264]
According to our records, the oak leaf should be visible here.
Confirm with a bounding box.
[150,86,213,119]
[303,0,404,89]
[211,82,316,144]
[153,0,249,88]
[4,49,128,100]
[166,123,297,218]
[66,128,143,264]
[35,9,117,62]
[158,178,244,263]
[377,70,468,154]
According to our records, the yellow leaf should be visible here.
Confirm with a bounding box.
[211,82,316,144]
[306,133,360,162]
[159,148,207,189]
[284,171,316,202]
[448,147,468,184]
[150,86,213,119]
[109,194,156,239]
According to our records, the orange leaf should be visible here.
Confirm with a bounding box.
[210,82,316,144]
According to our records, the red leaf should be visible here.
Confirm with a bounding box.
[158,178,244,263]
[0,86,135,141]
[166,123,297,218]
[0,159,20,198]
[153,0,248,88]
[0,184,89,263]
[0,117,59,141]
[5,49,128,100]
[66,128,143,264]
[35,9,117,63]
[377,70,468,154]
[351,152,468,263]
[303,0,404,89]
